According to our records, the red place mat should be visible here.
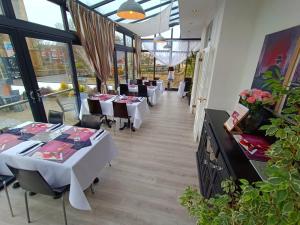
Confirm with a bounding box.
[64,127,96,141]
[31,140,76,163]
[0,133,23,153]
[22,123,52,134]
[91,94,115,101]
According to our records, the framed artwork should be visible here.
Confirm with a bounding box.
[251,25,300,113]
[224,103,249,132]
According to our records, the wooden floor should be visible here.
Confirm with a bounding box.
[0,91,198,225]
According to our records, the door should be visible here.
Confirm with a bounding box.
[0,30,36,128]
[193,45,215,141]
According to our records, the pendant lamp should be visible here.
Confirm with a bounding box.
[153,0,165,43]
[117,0,145,20]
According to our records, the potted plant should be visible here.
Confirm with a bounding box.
[179,81,300,225]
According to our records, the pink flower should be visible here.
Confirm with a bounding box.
[261,91,272,98]
[247,96,256,104]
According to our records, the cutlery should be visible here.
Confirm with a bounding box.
[93,129,105,140]
[19,143,41,155]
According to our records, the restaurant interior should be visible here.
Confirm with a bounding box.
[0,0,299,225]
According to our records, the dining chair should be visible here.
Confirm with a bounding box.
[6,164,69,225]
[144,81,150,86]
[150,80,157,86]
[87,98,111,127]
[78,115,102,130]
[138,85,151,106]
[48,110,64,124]
[0,174,15,217]
[136,79,143,85]
[119,84,129,96]
[112,102,132,135]
[56,98,76,121]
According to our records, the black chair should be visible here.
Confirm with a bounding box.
[144,81,150,86]
[184,77,192,92]
[6,164,69,225]
[78,114,101,130]
[136,79,143,85]
[119,84,129,96]
[112,102,133,134]
[87,98,111,127]
[48,110,64,124]
[0,175,15,217]
[150,80,157,86]
[138,85,151,106]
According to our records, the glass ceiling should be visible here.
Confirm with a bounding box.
[78,0,180,25]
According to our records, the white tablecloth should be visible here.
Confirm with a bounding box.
[0,124,118,211]
[128,85,161,105]
[79,97,149,129]
[177,81,186,97]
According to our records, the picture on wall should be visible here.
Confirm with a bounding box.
[251,25,300,112]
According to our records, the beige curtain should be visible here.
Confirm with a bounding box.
[68,0,115,92]
[134,35,142,78]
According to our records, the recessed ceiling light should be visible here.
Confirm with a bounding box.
[192,9,200,13]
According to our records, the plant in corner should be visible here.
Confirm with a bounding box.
[179,78,300,225]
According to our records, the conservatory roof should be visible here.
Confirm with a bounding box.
[77,0,180,26]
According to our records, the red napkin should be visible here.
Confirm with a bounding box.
[64,127,96,141]
[22,123,50,134]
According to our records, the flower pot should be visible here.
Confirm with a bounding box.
[240,110,265,134]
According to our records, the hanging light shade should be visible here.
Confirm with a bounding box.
[153,33,166,43]
[117,0,145,20]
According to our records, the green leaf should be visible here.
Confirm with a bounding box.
[282,202,294,214]
[266,127,279,136]
[274,190,288,203]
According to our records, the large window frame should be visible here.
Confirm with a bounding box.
[0,0,136,123]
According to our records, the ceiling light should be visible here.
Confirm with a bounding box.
[117,0,145,20]
[154,33,166,43]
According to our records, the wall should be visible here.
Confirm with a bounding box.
[206,0,300,113]
[206,0,260,112]
[240,0,300,90]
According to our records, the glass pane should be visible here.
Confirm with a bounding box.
[26,38,78,124]
[0,1,3,15]
[0,33,34,127]
[115,31,124,45]
[140,52,154,80]
[12,0,64,30]
[155,59,168,85]
[67,12,76,31]
[173,25,181,38]
[95,0,126,15]
[125,35,132,47]
[116,51,126,84]
[127,52,134,81]
[173,61,186,88]
[161,29,172,39]
[78,0,105,6]
[73,45,97,96]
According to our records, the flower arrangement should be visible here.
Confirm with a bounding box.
[239,88,273,111]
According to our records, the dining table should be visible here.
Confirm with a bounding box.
[127,84,161,105]
[0,121,118,210]
[79,94,150,129]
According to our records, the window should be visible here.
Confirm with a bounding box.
[26,38,78,124]
[73,45,97,95]
[115,31,124,45]
[116,51,126,84]
[0,1,3,15]
[127,52,134,81]
[12,0,64,30]
[155,60,168,84]
[67,12,76,31]
[172,25,181,38]
[140,52,154,80]
[0,33,34,125]
[125,35,132,47]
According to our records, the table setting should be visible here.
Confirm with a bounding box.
[0,121,118,210]
[80,94,149,129]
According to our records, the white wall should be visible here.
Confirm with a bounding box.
[241,0,300,90]
[206,0,300,113]
[206,0,260,112]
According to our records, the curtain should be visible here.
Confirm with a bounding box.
[142,40,201,67]
[134,35,142,78]
[68,0,115,92]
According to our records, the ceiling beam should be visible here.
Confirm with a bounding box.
[170,12,179,17]
[91,0,115,9]
[103,0,151,17]
[169,16,179,22]
[116,0,172,22]
[130,6,178,24]
[169,22,179,27]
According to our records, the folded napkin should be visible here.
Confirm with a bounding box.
[18,133,35,141]
[55,133,72,143]
[6,128,22,135]
[72,139,92,150]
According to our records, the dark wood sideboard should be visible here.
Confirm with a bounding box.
[196,109,262,198]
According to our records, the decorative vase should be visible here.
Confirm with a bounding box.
[240,110,265,134]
